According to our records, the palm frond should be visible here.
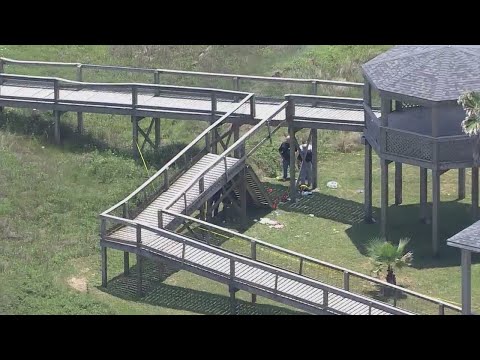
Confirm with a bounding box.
[459,91,480,137]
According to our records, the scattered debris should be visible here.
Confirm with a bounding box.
[305,232,310,235]
[294,235,300,238]
[253,219,258,222]
[259,217,284,230]
[309,214,315,217]
[327,181,338,189]
[259,218,278,226]
[356,189,364,194]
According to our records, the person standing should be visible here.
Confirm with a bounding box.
[278,135,291,181]
[298,142,313,188]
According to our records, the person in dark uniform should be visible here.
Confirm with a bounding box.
[278,135,292,181]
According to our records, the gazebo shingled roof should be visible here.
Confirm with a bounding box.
[362,45,480,102]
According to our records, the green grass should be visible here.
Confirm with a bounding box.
[3,44,476,316]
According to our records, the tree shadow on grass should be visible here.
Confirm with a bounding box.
[99,259,304,315]
[262,180,480,270]
[0,110,196,168]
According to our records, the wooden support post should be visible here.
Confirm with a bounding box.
[420,168,428,223]
[461,249,472,315]
[229,286,237,315]
[233,123,240,158]
[432,169,440,256]
[76,64,84,135]
[136,254,143,297]
[395,162,403,205]
[206,199,213,222]
[286,97,296,201]
[124,252,130,276]
[312,129,318,190]
[101,246,107,287]
[458,168,466,200]
[364,140,373,223]
[472,167,479,220]
[54,111,61,145]
[251,241,257,304]
[132,116,139,159]
[0,60,4,115]
[154,118,161,149]
[380,159,389,239]
[239,170,247,229]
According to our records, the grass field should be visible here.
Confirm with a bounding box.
[1,45,478,315]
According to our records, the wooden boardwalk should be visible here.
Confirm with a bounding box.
[104,221,410,315]
[2,59,453,315]
[0,79,368,131]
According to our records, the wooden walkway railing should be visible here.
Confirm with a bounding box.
[0,56,363,98]
[160,209,462,315]
[100,214,411,315]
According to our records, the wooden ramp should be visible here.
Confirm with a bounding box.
[110,153,243,243]
[103,222,410,315]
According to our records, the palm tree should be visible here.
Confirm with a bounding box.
[367,237,413,285]
[458,91,480,166]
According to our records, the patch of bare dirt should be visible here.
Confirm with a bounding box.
[68,276,88,292]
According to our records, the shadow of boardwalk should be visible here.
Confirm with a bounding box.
[262,180,480,270]
[0,110,197,168]
[100,259,304,315]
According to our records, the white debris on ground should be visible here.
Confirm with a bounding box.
[327,181,338,189]
[258,217,285,229]
[309,214,315,217]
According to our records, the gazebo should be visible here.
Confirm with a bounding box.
[362,45,480,256]
[447,222,480,315]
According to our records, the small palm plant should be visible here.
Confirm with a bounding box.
[367,237,413,285]
[458,91,480,166]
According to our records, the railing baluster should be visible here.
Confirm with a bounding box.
[274,273,278,293]
[183,192,187,214]
[299,258,304,275]
[136,224,142,245]
[100,218,106,239]
[0,58,4,85]
[211,93,217,117]
[230,259,235,281]
[199,177,204,194]
[123,202,129,219]
[224,157,228,182]
[251,241,257,260]
[164,169,169,190]
[343,271,350,291]
[132,85,138,109]
[323,289,328,308]
[182,240,186,264]
[158,210,163,229]
[368,302,372,315]
[438,303,445,315]
[250,95,256,118]
[53,79,59,102]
